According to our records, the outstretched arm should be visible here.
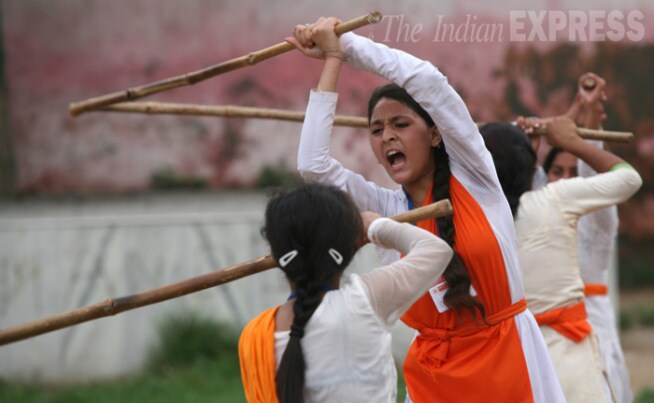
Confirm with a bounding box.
[545,117,622,174]
[360,216,453,326]
[546,116,641,215]
[290,18,401,215]
[565,72,608,130]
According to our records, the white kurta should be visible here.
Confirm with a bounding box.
[577,142,634,403]
[516,166,642,403]
[297,31,564,403]
[274,219,452,402]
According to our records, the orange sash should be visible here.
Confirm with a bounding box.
[534,301,592,342]
[401,179,534,403]
[412,298,527,371]
[238,307,280,403]
[584,283,608,296]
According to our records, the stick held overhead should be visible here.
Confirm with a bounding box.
[0,198,451,346]
[68,12,382,117]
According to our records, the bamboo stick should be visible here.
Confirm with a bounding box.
[102,101,634,143]
[0,198,452,346]
[529,125,632,143]
[564,127,630,143]
[68,12,382,117]
[581,77,597,91]
[103,101,369,127]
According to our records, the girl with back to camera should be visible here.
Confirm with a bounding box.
[513,73,636,402]
[481,108,642,401]
[238,183,453,402]
[573,76,634,403]
[289,16,564,403]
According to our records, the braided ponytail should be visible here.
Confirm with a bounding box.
[262,184,362,403]
[276,270,325,402]
[432,145,487,322]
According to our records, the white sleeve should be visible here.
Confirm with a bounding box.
[555,165,642,218]
[576,141,620,284]
[297,90,403,216]
[340,32,524,300]
[359,218,453,327]
[532,165,548,191]
[577,140,605,179]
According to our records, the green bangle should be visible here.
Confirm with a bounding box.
[610,162,633,171]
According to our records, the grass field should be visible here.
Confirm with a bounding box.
[1,308,652,403]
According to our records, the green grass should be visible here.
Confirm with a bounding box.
[620,305,654,330]
[620,309,635,331]
[0,312,245,403]
[619,239,654,288]
[397,370,407,402]
[0,357,244,402]
[637,306,654,327]
[146,312,239,373]
[2,312,417,403]
[637,388,654,403]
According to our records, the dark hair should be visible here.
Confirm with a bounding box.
[368,83,486,322]
[262,183,362,403]
[480,123,537,216]
[543,147,564,175]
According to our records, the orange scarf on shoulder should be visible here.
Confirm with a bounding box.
[238,307,280,403]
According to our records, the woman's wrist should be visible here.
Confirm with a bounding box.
[322,49,348,61]
[564,96,583,123]
[315,55,343,93]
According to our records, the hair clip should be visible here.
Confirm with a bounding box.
[279,250,298,268]
[328,248,343,265]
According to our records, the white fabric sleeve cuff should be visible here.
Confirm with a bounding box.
[367,217,392,246]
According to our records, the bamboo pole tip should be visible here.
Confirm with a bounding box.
[68,103,83,117]
[582,77,597,91]
[368,11,383,23]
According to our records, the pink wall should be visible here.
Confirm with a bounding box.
[3,0,653,197]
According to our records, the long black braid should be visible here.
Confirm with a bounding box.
[431,144,487,322]
[262,184,362,403]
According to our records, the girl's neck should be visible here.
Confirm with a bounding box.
[404,174,435,208]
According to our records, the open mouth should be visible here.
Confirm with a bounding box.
[386,150,406,169]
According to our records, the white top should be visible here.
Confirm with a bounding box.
[516,166,642,314]
[517,163,641,403]
[298,32,524,303]
[577,140,633,403]
[577,141,620,285]
[274,218,452,402]
[297,32,565,403]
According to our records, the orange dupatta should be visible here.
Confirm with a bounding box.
[238,307,280,403]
